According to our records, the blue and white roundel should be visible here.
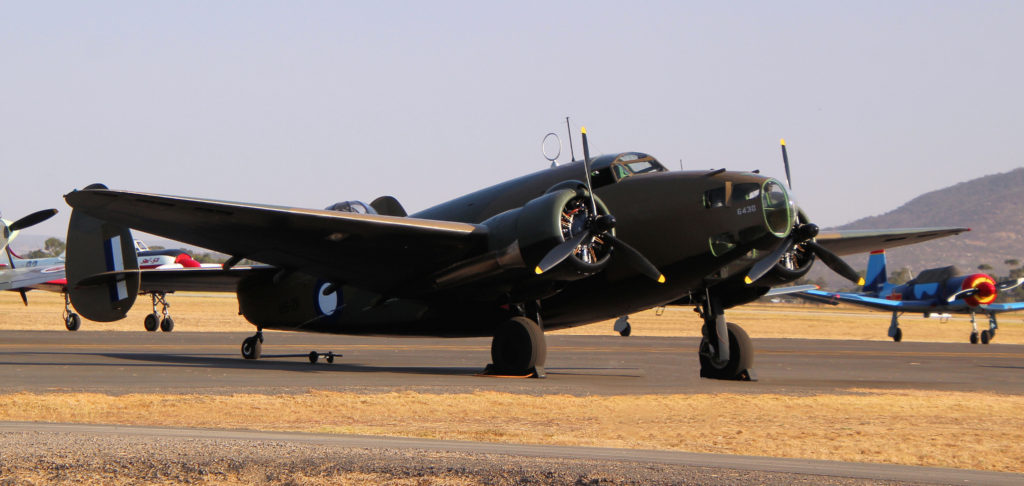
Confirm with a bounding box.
[315,282,342,316]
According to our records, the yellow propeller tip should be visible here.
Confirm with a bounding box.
[581,126,587,134]
[744,276,754,284]
[858,277,866,286]
[534,266,544,275]
[657,275,666,284]
[780,138,786,145]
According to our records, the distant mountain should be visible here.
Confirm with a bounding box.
[810,167,1024,285]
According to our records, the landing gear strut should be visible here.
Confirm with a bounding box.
[241,329,263,360]
[144,292,174,332]
[697,293,755,381]
[888,311,903,342]
[63,292,81,331]
[486,316,546,377]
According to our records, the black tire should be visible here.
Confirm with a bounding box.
[970,332,979,344]
[144,313,159,332]
[699,322,754,380]
[65,313,81,331]
[619,323,631,337]
[241,337,262,360]
[980,330,990,345]
[326,352,335,364]
[893,328,903,342]
[308,351,318,363]
[160,317,174,332]
[490,317,546,374]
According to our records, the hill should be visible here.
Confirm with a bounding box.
[808,167,1024,286]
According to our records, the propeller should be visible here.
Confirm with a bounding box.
[946,276,1019,303]
[534,127,665,283]
[744,141,863,286]
[7,209,58,233]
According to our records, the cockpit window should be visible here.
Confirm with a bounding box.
[730,183,761,204]
[609,153,667,181]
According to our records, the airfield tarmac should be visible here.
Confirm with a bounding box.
[1,293,1023,484]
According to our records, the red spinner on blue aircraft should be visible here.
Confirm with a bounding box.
[798,249,1024,344]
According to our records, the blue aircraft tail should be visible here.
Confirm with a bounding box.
[862,250,888,293]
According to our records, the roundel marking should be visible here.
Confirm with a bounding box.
[315,282,341,316]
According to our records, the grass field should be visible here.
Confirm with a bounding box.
[2,291,1023,472]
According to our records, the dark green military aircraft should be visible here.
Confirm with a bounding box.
[62,132,966,380]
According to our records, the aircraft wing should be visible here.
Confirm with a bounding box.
[0,265,66,291]
[795,289,939,312]
[814,227,969,256]
[64,188,488,294]
[980,302,1024,314]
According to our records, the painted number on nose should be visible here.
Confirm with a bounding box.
[737,205,757,215]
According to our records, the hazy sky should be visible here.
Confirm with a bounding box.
[3,1,1022,240]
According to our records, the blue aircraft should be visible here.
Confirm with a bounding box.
[797,250,1024,344]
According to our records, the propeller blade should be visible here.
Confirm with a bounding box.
[997,278,1024,291]
[534,230,590,275]
[580,127,598,215]
[604,233,665,283]
[947,287,980,303]
[19,290,28,306]
[806,241,865,286]
[744,236,793,284]
[780,138,792,189]
[9,209,58,232]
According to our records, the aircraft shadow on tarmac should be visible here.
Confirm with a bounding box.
[1,351,648,379]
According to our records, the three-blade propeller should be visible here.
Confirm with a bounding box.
[745,141,863,286]
[534,128,665,284]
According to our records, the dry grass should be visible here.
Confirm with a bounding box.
[4,291,1024,344]
[1,389,1021,472]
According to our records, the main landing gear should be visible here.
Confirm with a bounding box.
[143,292,174,332]
[63,292,81,331]
[485,316,547,377]
[888,311,903,342]
[614,316,632,336]
[969,312,998,345]
[696,293,755,381]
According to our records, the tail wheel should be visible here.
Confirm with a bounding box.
[241,336,262,360]
[699,322,754,380]
[490,317,546,375]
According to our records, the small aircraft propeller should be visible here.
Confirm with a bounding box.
[745,141,863,286]
[7,208,58,234]
[535,128,665,284]
[946,277,1022,303]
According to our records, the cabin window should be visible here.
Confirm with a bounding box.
[703,187,726,208]
[709,232,737,256]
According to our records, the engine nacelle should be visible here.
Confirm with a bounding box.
[430,187,613,291]
[237,272,342,330]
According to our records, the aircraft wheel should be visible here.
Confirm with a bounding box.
[980,330,991,345]
[241,336,262,360]
[144,313,159,332]
[326,352,335,364]
[969,332,979,344]
[308,351,318,363]
[160,317,174,332]
[65,313,81,332]
[619,323,631,337]
[699,322,753,380]
[893,328,902,342]
[490,316,546,375]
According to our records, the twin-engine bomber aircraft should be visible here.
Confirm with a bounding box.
[63,132,967,380]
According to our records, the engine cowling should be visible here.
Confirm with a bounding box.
[960,273,997,307]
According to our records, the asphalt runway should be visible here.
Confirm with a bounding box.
[1,330,1022,395]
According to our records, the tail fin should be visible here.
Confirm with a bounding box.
[862,250,888,293]
[66,185,140,322]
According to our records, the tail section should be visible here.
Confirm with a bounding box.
[66,184,140,322]
[862,250,888,293]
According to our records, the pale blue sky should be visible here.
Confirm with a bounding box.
[3,1,1022,240]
